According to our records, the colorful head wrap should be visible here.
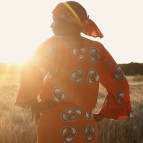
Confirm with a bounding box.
[52,2,103,38]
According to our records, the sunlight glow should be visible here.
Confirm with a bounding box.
[0,0,143,64]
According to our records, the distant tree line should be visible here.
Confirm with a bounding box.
[0,62,143,75]
[119,62,143,75]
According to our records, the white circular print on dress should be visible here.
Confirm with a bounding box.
[43,46,58,59]
[89,47,100,64]
[61,126,78,143]
[61,108,83,122]
[115,91,125,106]
[47,66,58,80]
[83,124,96,142]
[52,87,67,103]
[70,68,84,84]
[71,48,85,61]
[112,65,126,81]
[88,69,99,85]
[36,67,46,77]
[84,111,93,121]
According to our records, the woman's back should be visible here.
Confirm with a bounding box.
[39,36,101,112]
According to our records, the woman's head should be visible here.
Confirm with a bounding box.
[51,15,81,36]
[51,1,103,38]
[65,1,87,22]
[51,1,88,36]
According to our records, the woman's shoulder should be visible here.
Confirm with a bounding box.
[87,40,107,57]
[91,40,104,47]
[82,37,104,49]
[36,36,63,49]
[34,36,63,53]
[43,36,62,44]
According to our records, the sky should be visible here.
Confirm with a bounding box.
[0,0,143,64]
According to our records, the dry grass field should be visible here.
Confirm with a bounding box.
[0,73,143,143]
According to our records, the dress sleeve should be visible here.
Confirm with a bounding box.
[15,37,58,109]
[98,44,132,120]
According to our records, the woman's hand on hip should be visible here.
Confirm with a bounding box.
[93,114,104,122]
[31,100,56,125]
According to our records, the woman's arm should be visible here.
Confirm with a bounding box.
[15,37,57,109]
[97,43,132,120]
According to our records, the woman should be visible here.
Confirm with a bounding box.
[16,1,132,143]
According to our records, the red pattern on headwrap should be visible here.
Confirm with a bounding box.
[52,3,103,38]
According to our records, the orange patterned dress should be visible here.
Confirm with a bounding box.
[16,37,131,143]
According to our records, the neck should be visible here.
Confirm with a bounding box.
[61,33,82,42]
[61,33,84,48]
[61,33,93,49]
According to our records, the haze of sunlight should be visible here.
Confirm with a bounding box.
[0,0,143,64]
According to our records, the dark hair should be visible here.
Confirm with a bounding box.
[66,1,88,22]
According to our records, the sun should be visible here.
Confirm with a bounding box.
[0,48,32,64]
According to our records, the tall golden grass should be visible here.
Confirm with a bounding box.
[0,74,143,143]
